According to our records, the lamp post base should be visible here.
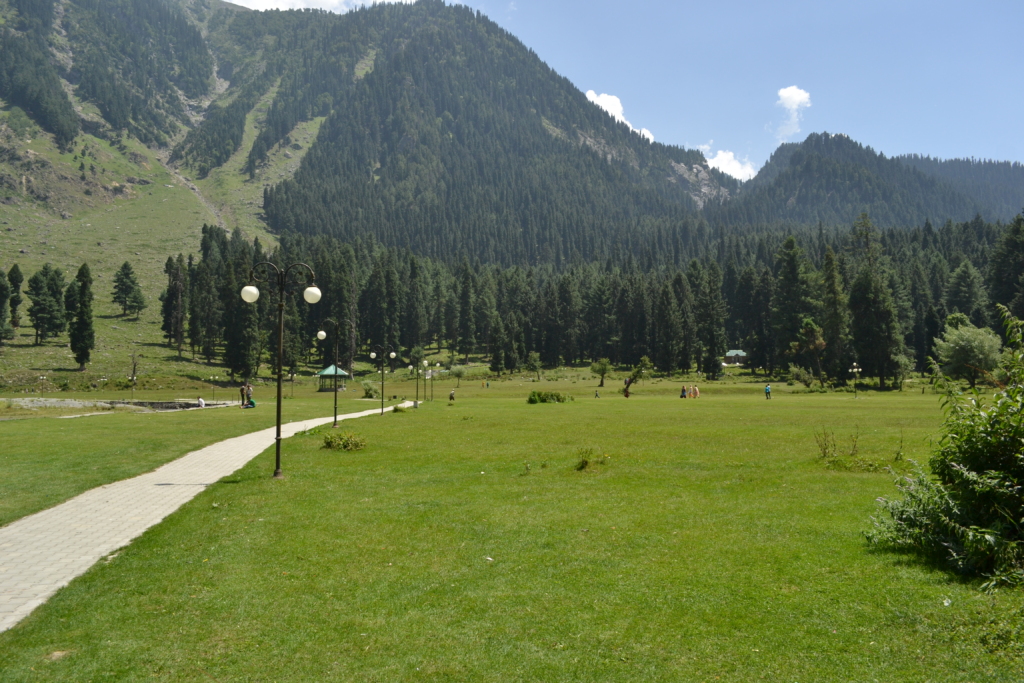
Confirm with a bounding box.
[273,469,284,479]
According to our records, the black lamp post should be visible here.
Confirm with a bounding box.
[317,319,342,429]
[241,262,321,479]
[369,344,396,415]
[850,362,862,399]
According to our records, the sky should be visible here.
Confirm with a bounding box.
[227,0,1024,180]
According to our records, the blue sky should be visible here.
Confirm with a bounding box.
[230,0,1024,179]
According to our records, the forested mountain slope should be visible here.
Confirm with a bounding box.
[716,133,985,228]
[896,154,1024,221]
[0,0,1021,271]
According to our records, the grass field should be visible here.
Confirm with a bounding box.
[0,386,400,528]
[2,380,1021,681]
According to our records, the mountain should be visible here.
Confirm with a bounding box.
[0,0,1021,272]
[716,133,986,228]
[895,154,1024,221]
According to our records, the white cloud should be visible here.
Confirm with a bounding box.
[706,150,757,181]
[229,0,412,12]
[775,85,811,142]
[586,90,654,143]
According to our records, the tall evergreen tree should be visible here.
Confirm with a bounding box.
[819,247,851,381]
[945,260,989,327]
[26,264,66,344]
[652,280,682,372]
[849,263,903,388]
[696,262,728,379]
[457,263,476,360]
[772,236,818,366]
[0,266,12,342]
[69,263,95,371]
[112,262,141,316]
[745,268,777,374]
[8,264,23,329]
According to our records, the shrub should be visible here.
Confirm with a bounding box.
[361,380,379,399]
[788,364,814,388]
[322,432,366,451]
[526,390,573,404]
[867,307,1024,588]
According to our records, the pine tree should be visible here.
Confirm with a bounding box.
[457,264,476,360]
[26,264,66,344]
[772,236,818,365]
[489,313,506,375]
[8,264,23,329]
[849,264,903,388]
[69,263,95,370]
[127,287,147,319]
[745,269,777,374]
[652,280,682,372]
[0,267,12,342]
[945,260,989,327]
[696,262,727,379]
[112,262,140,316]
[820,247,851,381]
[672,271,695,371]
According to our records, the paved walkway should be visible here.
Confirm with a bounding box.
[0,403,410,633]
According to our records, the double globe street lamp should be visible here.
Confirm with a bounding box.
[369,345,396,416]
[240,262,321,479]
[317,319,342,429]
[850,362,862,399]
[407,359,429,407]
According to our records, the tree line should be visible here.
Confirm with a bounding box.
[95,211,1015,388]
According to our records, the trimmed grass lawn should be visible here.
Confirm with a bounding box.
[1,384,1022,680]
[0,390,396,527]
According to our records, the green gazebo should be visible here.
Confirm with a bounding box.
[317,364,349,391]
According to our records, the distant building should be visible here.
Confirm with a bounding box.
[724,349,748,366]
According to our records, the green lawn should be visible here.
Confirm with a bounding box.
[2,384,1020,680]
[0,387,397,527]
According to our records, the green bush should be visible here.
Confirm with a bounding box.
[322,432,366,452]
[867,307,1024,588]
[361,380,379,399]
[526,390,573,404]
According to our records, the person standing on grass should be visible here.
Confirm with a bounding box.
[246,383,253,405]
[449,389,456,402]
[765,383,772,400]
[694,385,700,398]
[239,384,246,406]
[680,385,686,399]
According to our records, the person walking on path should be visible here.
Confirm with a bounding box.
[765,383,772,400]
[197,397,205,408]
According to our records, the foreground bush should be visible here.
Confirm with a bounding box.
[526,390,573,404]
[868,307,1024,588]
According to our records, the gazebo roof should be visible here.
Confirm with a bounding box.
[317,365,349,377]
[725,349,748,356]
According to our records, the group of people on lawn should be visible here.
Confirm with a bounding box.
[680,384,700,399]
[239,382,256,408]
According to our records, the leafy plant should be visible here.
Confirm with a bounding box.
[526,390,573,404]
[361,380,379,399]
[322,432,366,451]
[867,306,1024,588]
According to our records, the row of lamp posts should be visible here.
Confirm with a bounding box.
[239,262,439,479]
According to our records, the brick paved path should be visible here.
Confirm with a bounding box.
[0,403,409,633]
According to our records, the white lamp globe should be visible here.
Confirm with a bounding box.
[408,365,413,371]
[370,352,377,360]
[240,285,260,303]
[423,360,428,367]
[303,286,322,304]
[389,351,396,359]
[317,330,327,341]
